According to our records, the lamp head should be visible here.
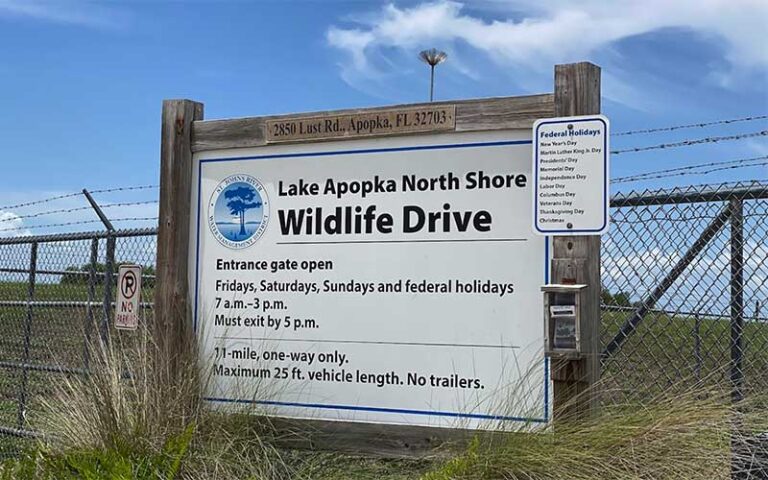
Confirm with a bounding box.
[419,49,447,67]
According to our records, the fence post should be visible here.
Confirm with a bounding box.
[730,199,744,403]
[729,198,746,480]
[155,99,204,365]
[101,234,116,345]
[84,188,117,346]
[84,237,99,369]
[551,62,602,420]
[83,189,115,232]
[17,241,37,429]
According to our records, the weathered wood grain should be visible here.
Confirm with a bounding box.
[268,417,478,458]
[265,105,456,143]
[551,62,602,421]
[155,99,203,364]
[191,94,554,152]
[265,416,530,458]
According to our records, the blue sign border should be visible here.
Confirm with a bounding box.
[194,139,551,424]
[533,117,609,234]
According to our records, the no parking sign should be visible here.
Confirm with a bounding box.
[115,264,141,330]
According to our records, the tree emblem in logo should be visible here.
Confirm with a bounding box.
[208,175,269,249]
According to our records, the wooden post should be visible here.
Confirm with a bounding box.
[155,99,204,363]
[551,62,602,420]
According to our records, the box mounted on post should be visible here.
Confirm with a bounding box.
[542,283,587,359]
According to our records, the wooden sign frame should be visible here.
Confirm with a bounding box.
[155,62,601,455]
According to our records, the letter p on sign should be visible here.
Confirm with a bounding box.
[115,264,142,330]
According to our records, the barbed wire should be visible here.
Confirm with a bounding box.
[0,185,159,213]
[88,185,158,195]
[612,114,768,136]
[0,200,159,225]
[611,130,768,155]
[611,156,768,184]
[0,217,159,233]
[0,192,84,213]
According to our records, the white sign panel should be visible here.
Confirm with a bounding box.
[532,115,609,235]
[192,131,550,429]
[115,264,141,330]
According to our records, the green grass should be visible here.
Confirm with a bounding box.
[0,282,104,301]
[0,281,155,307]
[0,437,433,479]
[601,310,768,401]
[0,424,194,480]
[294,453,434,480]
[0,400,19,433]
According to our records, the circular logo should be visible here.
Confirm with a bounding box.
[208,174,269,249]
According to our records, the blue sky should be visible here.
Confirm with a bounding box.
[0,0,766,235]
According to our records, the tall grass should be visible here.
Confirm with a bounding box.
[423,382,768,480]
[39,328,200,455]
[0,324,295,479]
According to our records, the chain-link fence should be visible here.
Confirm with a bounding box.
[0,228,157,456]
[602,181,768,403]
[0,181,766,457]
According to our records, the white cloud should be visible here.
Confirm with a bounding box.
[327,1,768,101]
[0,0,124,27]
[745,139,768,157]
[0,211,31,238]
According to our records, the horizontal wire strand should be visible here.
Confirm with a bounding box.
[612,114,768,136]
[0,217,159,233]
[0,185,159,212]
[0,200,159,224]
[611,130,768,155]
[612,156,768,184]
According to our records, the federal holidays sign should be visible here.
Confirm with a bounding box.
[192,130,550,429]
[532,115,610,235]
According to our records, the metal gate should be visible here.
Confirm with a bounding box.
[601,181,768,403]
[0,228,156,452]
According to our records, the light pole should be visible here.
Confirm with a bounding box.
[419,49,447,102]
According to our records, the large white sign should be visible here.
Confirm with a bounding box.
[532,115,609,235]
[191,131,549,429]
